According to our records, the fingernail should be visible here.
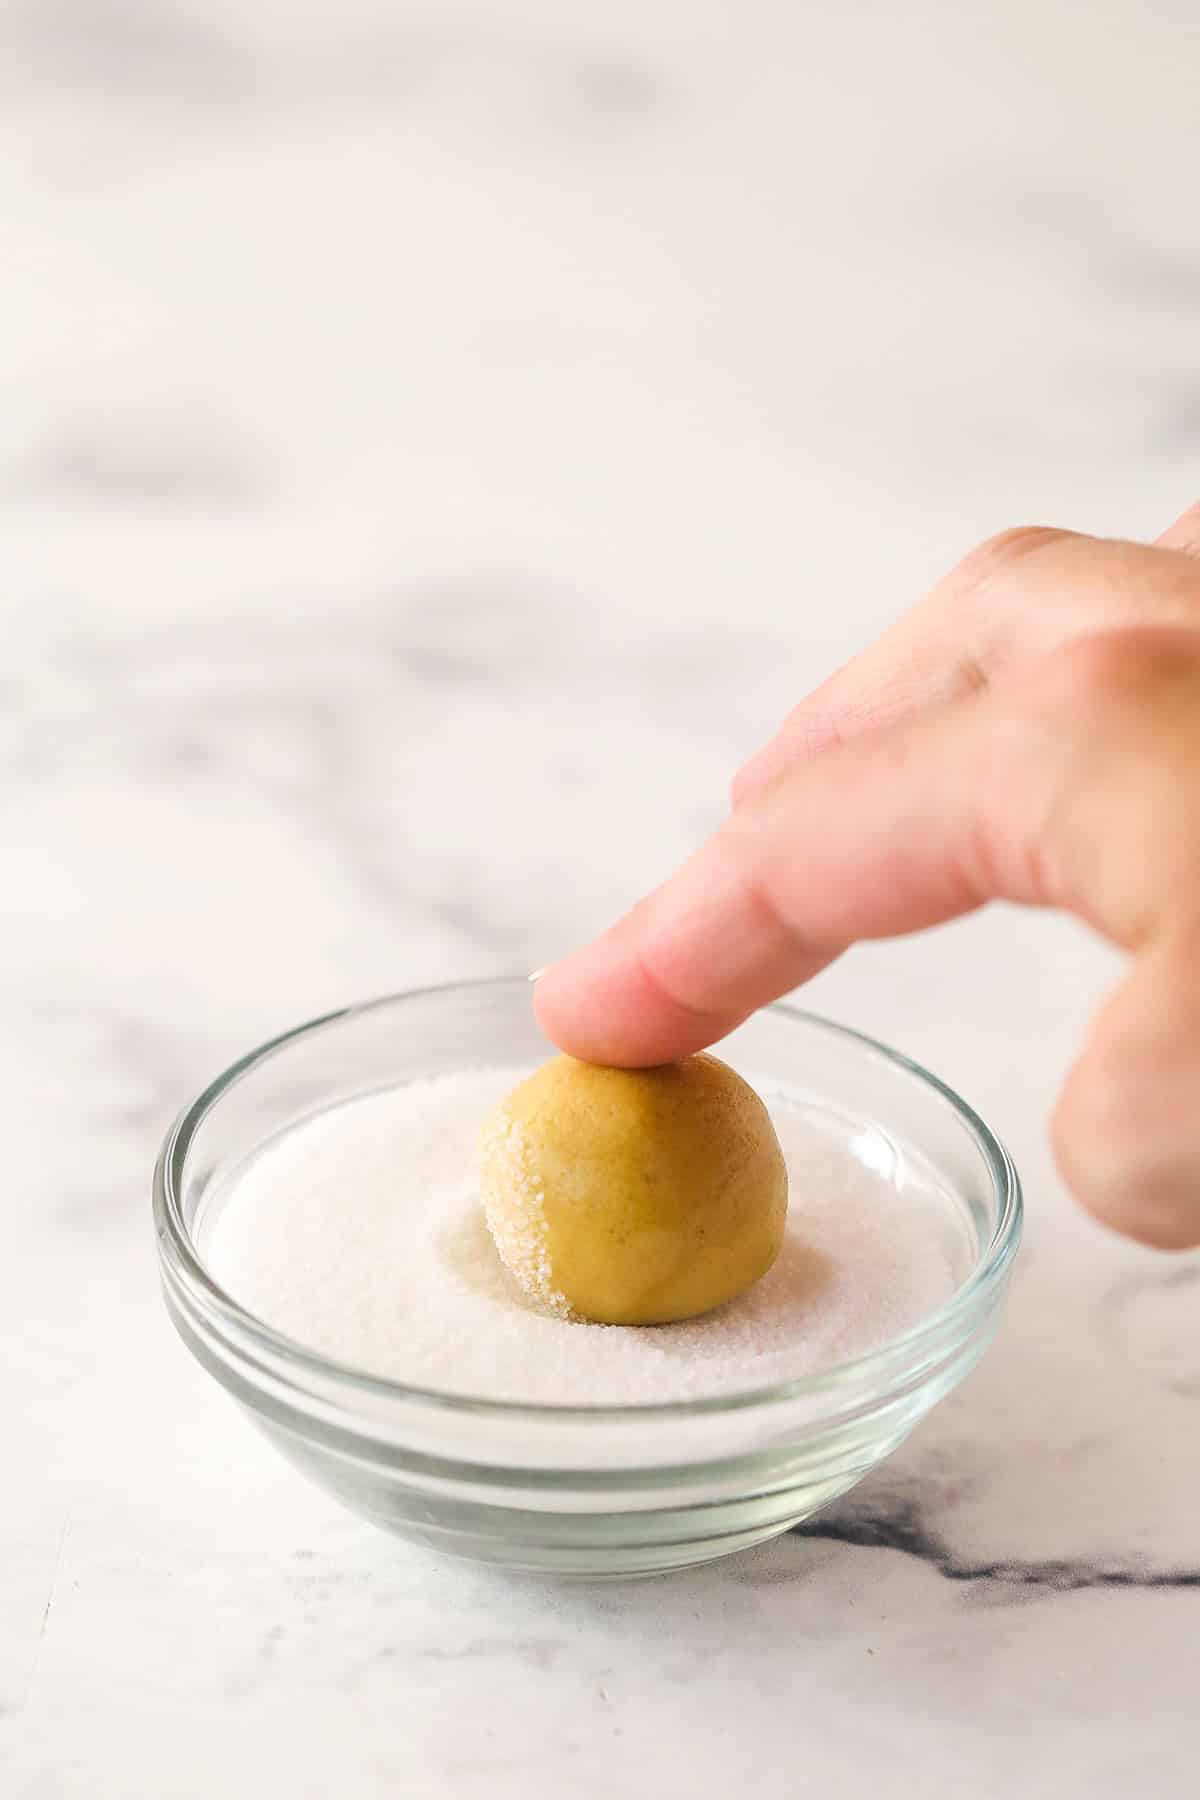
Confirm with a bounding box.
[528,967,548,983]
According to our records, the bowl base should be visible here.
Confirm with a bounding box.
[376,1512,806,1579]
[252,1404,876,1577]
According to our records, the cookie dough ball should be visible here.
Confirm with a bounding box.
[478,1053,788,1325]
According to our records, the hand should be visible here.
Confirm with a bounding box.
[535,503,1200,1250]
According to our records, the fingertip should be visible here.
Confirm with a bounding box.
[530,955,629,1065]
[532,938,730,1069]
[529,961,577,1051]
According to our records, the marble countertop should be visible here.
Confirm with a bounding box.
[5,3,1199,1794]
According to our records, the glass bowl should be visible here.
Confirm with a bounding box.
[153,978,1022,1578]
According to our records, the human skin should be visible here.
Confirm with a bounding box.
[535,502,1200,1251]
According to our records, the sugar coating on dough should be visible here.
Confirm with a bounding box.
[476,1102,571,1320]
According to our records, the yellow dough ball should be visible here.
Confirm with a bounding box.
[478,1053,788,1326]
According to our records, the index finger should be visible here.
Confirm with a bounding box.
[535,677,1023,1066]
[536,623,1200,1068]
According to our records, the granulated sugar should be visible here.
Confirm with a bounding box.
[476,1100,571,1319]
[205,1067,969,1405]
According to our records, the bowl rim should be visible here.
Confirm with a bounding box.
[154,977,1023,1423]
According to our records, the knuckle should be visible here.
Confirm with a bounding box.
[1021,625,1200,723]
[955,525,1068,595]
[1037,633,1137,716]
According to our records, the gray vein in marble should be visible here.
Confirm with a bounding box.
[21,437,257,505]
[107,1017,200,1134]
[795,1494,1200,1594]
[416,1635,567,1672]
[5,0,257,100]
[11,602,746,976]
[4,2,674,141]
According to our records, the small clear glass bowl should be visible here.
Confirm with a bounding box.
[154,978,1022,1578]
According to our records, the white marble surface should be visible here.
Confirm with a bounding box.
[5,3,1200,1794]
